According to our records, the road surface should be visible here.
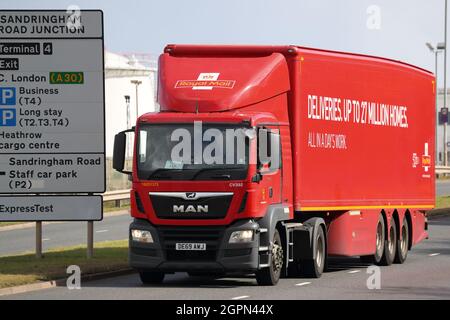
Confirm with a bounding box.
[3,216,450,300]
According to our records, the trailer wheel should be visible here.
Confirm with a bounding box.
[380,217,397,266]
[139,271,165,284]
[256,229,283,286]
[394,217,408,264]
[360,214,385,264]
[301,226,326,278]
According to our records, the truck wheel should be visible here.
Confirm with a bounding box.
[394,217,409,264]
[301,226,326,278]
[360,214,385,264]
[380,217,397,266]
[256,229,283,286]
[139,271,165,284]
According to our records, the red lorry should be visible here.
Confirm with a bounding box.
[113,45,434,285]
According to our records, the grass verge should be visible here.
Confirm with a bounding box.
[435,196,450,209]
[0,239,128,289]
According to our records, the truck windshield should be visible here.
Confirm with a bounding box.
[137,123,250,180]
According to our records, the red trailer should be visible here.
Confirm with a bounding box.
[113,45,434,285]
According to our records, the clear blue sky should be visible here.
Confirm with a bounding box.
[0,0,447,83]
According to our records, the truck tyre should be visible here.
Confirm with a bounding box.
[360,214,385,264]
[380,217,397,266]
[256,229,283,286]
[394,217,409,264]
[139,271,165,284]
[301,226,326,278]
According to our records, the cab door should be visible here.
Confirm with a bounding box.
[256,126,282,205]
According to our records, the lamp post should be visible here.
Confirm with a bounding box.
[445,0,448,166]
[124,95,131,157]
[131,80,142,117]
[426,42,445,164]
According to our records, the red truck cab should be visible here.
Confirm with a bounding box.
[113,45,433,285]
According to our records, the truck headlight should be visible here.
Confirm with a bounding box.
[131,229,153,243]
[229,230,254,243]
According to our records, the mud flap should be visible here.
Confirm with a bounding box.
[292,217,326,260]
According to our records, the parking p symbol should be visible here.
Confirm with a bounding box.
[0,108,16,126]
[0,87,16,105]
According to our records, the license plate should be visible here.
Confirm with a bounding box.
[175,243,206,251]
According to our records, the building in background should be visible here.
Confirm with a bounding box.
[105,50,158,157]
[104,50,158,189]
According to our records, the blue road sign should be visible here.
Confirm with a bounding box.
[0,87,16,105]
[0,108,16,126]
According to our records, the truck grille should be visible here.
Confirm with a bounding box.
[150,193,232,219]
[157,226,225,262]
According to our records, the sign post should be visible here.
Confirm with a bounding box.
[36,221,42,259]
[0,10,105,257]
[87,221,94,259]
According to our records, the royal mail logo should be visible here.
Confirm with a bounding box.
[175,73,235,90]
[422,143,431,172]
[412,143,432,176]
[422,155,431,167]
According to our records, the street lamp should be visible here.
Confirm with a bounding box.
[445,0,448,166]
[124,95,131,157]
[131,80,142,117]
[426,42,445,164]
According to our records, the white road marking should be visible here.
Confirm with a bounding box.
[96,229,109,233]
[42,238,50,241]
[295,281,311,286]
[429,253,440,257]
[348,270,361,274]
[231,295,250,300]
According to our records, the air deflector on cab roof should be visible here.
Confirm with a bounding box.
[158,52,290,112]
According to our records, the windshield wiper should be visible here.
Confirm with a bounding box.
[190,167,245,180]
[210,174,231,180]
[146,168,182,180]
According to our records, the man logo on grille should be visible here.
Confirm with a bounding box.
[173,205,208,213]
[186,192,196,199]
